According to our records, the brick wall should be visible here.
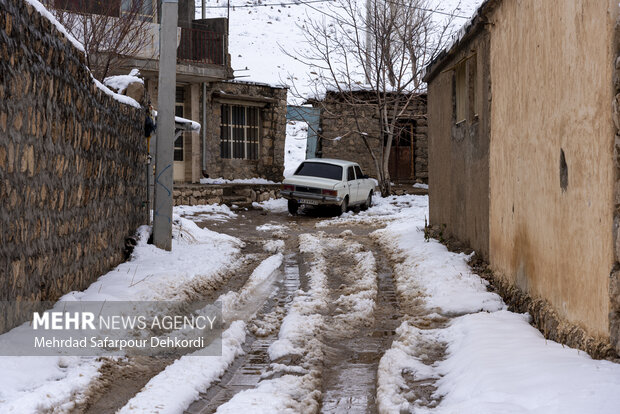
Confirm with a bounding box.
[0,0,145,306]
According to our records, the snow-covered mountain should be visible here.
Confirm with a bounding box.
[198,0,485,102]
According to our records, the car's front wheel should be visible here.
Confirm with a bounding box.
[288,199,299,215]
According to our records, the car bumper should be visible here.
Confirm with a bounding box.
[279,190,343,205]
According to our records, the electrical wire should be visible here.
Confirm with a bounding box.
[199,0,471,19]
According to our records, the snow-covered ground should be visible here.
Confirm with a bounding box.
[0,212,243,412]
[119,253,284,414]
[284,120,308,177]
[325,195,620,414]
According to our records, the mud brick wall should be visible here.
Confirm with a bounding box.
[611,45,620,355]
[0,0,145,306]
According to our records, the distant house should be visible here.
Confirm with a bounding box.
[309,91,428,183]
[423,0,620,356]
[48,0,286,182]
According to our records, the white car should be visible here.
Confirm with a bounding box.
[280,159,376,215]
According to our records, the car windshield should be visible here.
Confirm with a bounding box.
[294,162,343,180]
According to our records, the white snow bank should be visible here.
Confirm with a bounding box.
[373,222,503,315]
[200,177,278,185]
[370,194,620,414]
[377,321,442,413]
[1,220,240,406]
[0,356,102,413]
[119,321,247,414]
[263,239,285,254]
[406,311,620,414]
[0,214,242,411]
[175,203,238,222]
[284,121,308,177]
[219,254,283,319]
[252,198,288,213]
[104,69,144,94]
[66,216,242,302]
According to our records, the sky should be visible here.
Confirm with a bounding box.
[197,0,485,102]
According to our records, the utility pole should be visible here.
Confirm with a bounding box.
[152,0,179,251]
[202,0,206,18]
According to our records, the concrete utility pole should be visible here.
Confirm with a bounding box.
[202,0,206,18]
[153,0,179,251]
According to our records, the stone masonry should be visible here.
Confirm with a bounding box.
[174,183,280,206]
[315,92,428,183]
[204,81,287,182]
[0,0,145,316]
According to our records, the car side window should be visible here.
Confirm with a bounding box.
[347,166,356,181]
[354,166,363,179]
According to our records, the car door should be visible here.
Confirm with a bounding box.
[354,165,368,202]
[346,166,358,203]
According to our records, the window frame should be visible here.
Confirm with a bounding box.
[455,59,467,124]
[220,104,260,160]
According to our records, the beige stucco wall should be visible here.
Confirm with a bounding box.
[427,31,491,258]
[488,0,617,337]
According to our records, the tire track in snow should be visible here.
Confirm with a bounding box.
[117,254,284,413]
[210,231,381,414]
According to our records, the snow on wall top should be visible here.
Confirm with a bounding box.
[23,0,141,108]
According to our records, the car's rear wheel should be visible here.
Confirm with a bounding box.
[339,196,349,215]
[288,199,299,215]
[361,191,372,211]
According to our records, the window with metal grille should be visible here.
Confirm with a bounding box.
[220,104,260,160]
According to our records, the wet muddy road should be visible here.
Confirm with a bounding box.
[186,207,403,414]
[80,203,437,414]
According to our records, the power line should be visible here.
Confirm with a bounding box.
[202,0,334,9]
[199,0,471,19]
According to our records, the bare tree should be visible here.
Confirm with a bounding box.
[44,0,156,80]
[286,0,458,196]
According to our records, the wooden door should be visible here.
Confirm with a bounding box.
[387,121,415,182]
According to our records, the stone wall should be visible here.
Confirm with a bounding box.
[316,93,428,183]
[204,81,287,182]
[174,184,280,206]
[0,0,145,306]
